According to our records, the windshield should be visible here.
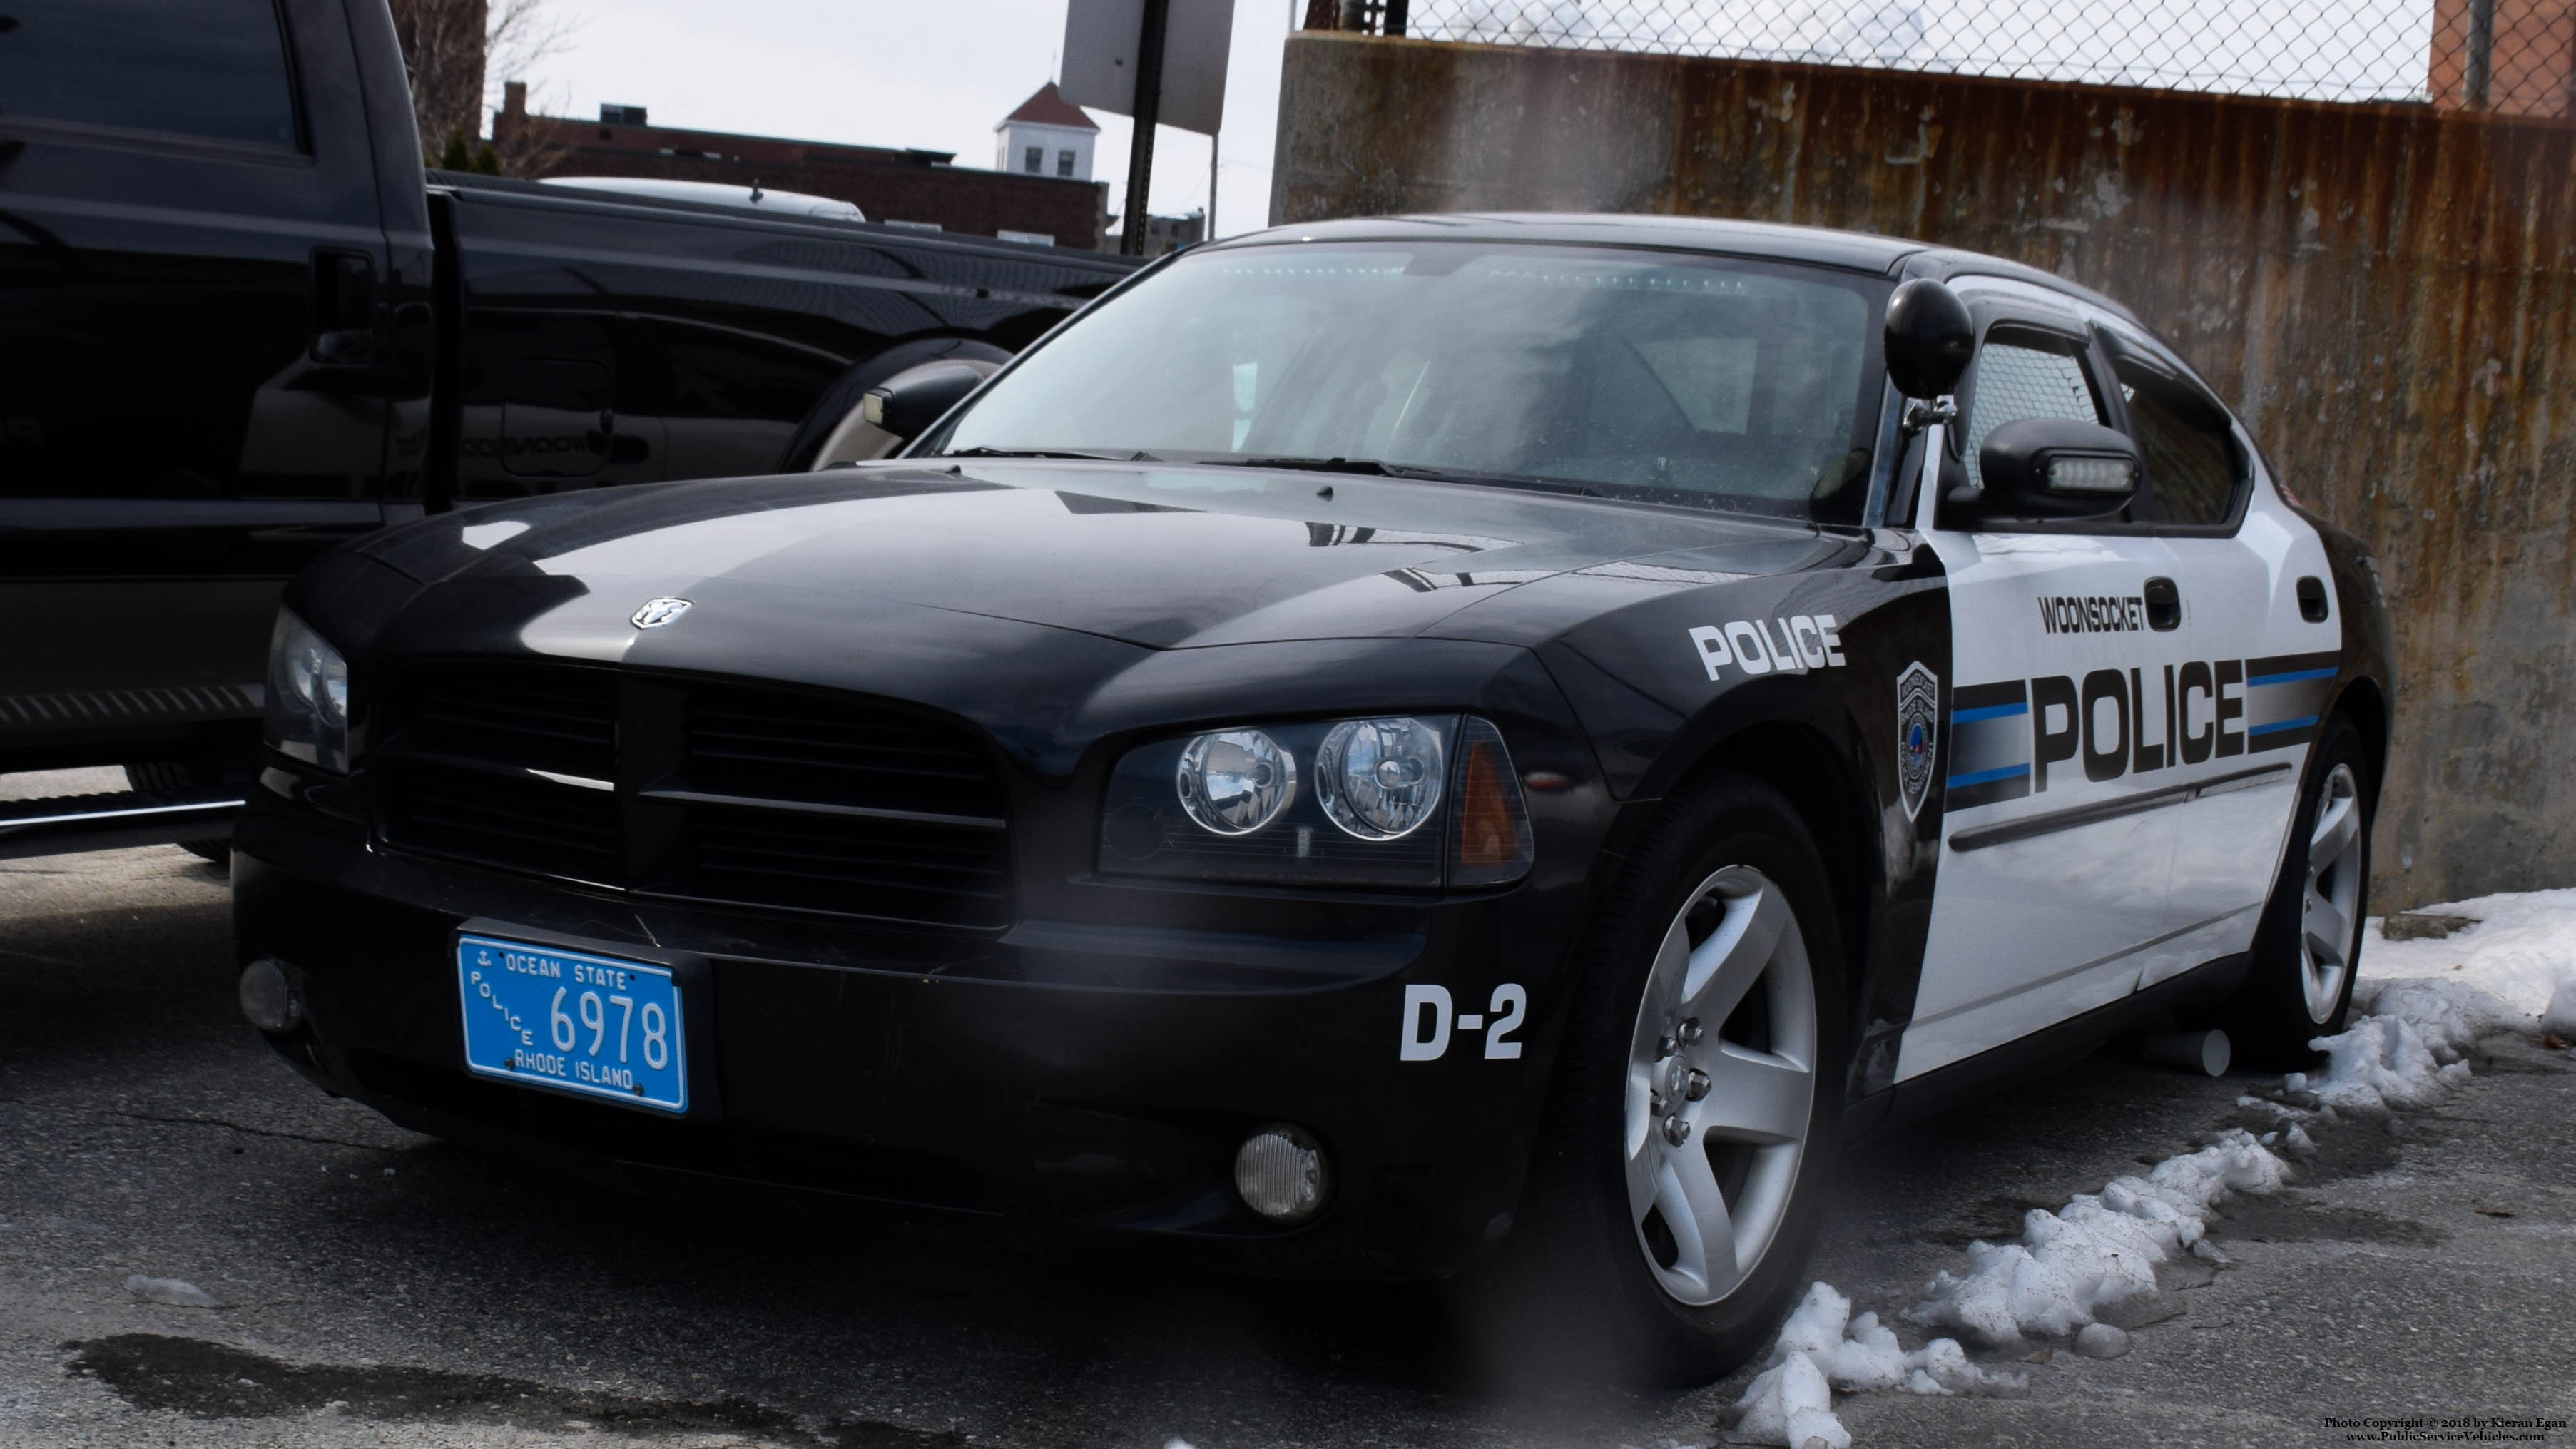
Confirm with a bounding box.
[926,241,1886,523]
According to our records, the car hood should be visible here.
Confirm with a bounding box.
[362,459,1843,650]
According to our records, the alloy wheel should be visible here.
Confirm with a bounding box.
[2301,762,2363,1023]
[1623,864,1818,1307]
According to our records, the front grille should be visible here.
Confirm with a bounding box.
[392,660,617,779]
[372,660,1011,928]
[381,758,623,884]
[684,685,1004,818]
[676,802,1010,922]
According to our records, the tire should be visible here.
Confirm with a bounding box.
[1507,773,1849,1386]
[2226,715,2373,1067]
[125,761,231,867]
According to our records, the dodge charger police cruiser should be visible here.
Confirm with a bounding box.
[233,214,2392,1383]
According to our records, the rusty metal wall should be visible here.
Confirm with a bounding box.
[1273,33,2576,911]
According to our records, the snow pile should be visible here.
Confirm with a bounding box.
[1905,1127,2286,1344]
[2301,984,2493,1110]
[1729,1133,2285,1445]
[2303,887,2576,1109]
[2362,888,2576,1021]
[1733,1348,1845,1449]
[1722,888,2576,1448]
[1775,1283,2025,1395]
[2547,977,2576,1040]
[1729,1283,2023,1448]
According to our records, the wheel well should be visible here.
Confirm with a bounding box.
[2332,677,2391,795]
[1664,722,1880,1005]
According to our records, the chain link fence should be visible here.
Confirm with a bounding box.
[1313,0,2570,113]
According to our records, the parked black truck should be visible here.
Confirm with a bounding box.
[0,0,1134,859]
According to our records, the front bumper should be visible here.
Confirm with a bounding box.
[233,797,1586,1278]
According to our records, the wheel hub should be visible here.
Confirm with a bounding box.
[1622,864,1817,1307]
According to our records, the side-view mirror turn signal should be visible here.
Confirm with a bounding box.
[1947,417,2142,526]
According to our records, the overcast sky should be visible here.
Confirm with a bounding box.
[523,1,1299,237]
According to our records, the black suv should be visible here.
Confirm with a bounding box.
[0,0,1131,860]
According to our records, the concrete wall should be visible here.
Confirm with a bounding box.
[1272,33,2576,911]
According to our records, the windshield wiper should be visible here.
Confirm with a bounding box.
[1384,464,1606,499]
[1096,451,1612,499]
[940,447,1161,462]
[1216,454,1394,476]
[1216,459,1597,500]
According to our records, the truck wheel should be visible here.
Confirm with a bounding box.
[126,761,230,867]
[1513,774,1848,1386]
[2228,716,2373,1066]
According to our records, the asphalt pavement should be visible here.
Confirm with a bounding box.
[1,818,2570,1448]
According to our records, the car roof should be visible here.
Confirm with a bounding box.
[1209,213,2141,325]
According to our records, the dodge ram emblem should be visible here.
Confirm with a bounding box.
[1896,661,1939,820]
[631,597,693,629]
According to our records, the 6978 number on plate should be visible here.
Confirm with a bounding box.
[457,934,688,1113]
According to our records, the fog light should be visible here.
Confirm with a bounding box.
[239,958,302,1032]
[1233,1124,1329,1223]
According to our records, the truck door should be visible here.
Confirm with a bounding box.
[454,310,666,496]
[1900,298,2186,1082]
[0,0,393,734]
[2098,327,2338,988]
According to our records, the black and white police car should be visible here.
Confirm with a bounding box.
[236,214,2391,1383]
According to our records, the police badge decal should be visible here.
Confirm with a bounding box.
[1896,661,1939,820]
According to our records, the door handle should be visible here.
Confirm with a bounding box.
[310,248,376,366]
[2144,576,2182,631]
[2296,575,2331,623]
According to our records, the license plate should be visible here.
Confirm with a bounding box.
[457,934,688,1114]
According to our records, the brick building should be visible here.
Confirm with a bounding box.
[994,83,1099,181]
[491,83,1111,249]
[2428,0,2575,116]
[1115,210,1207,258]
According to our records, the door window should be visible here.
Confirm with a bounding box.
[1960,340,2103,492]
[0,0,300,149]
[2117,360,2244,527]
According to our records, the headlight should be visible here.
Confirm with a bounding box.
[1099,714,1532,888]
[1316,717,1444,840]
[264,610,350,773]
[1177,729,1297,834]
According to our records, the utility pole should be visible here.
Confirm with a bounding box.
[2463,0,2495,110]
[1119,0,1171,256]
[1207,130,1218,243]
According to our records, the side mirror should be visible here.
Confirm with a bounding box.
[1950,417,2142,524]
[860,361,990,445]
[1883,278,1974,400]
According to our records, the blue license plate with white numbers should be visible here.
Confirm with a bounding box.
[457,934,688,1113]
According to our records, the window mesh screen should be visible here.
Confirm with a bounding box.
[1963,345,2099,490]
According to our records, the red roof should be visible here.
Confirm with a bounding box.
[1002,82,1098,132]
